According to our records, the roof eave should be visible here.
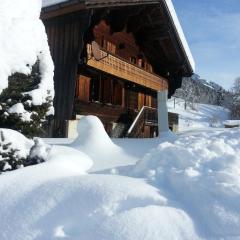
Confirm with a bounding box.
[162,0,195,75]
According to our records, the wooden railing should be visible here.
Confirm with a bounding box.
[126,106,179,138]
[127,106,157,138]
[87,44,168,91]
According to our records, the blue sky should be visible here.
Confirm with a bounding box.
[172,0,240,90]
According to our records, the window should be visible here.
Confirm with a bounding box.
[90,77,100,102]
[130,56,137,64]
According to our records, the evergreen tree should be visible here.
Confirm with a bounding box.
[0,131,24,172]
[0,130,47,173]
[0,61,53,138]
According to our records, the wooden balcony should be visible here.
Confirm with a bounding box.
[86,44,168,91]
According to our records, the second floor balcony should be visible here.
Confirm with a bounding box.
[86,44,168,91]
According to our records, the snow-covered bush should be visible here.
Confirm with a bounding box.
[0,0,54,137]
[0,61,53,137]
[0,129,49,174]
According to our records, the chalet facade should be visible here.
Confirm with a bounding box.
[41,0,194,137]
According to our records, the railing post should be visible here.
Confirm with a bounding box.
[158,90,169,135]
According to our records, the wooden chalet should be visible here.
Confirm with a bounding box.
[41,0,194,138]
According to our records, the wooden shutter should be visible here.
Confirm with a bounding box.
[76,75,90,102]
[138,92,145,110]
[146,95,152,107]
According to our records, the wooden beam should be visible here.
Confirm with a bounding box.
[41,3,86,19]
[136,26,169,42]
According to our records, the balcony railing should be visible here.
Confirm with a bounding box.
[86,44,168,91]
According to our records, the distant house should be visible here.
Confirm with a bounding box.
[223,120,240,128]
[41,0,194,137]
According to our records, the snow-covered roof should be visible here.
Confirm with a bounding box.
[223,120,240,126]
[42,0,68,7]
[164,0,195,72]
[42,0,195,73]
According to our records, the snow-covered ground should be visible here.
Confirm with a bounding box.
[0,0,237,238]
[1,112,240,240]
[168,97,230,131]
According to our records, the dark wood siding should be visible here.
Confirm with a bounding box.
[44,10,92,120]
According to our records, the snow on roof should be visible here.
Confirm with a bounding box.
[223,120,240,126]
[164,0,195,72]
[42,0,68,7]
[0,0,54,105]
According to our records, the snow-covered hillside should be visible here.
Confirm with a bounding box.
[168,97,230,131]
[1,115,240,240]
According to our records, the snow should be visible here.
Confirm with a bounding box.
[168,98,230,131]
[71,116,138,172]
[42,0,68,7]
[0,0,54,105]
[164,0,195,71]
[0,167,198,240]
[132,129,240,238]
[1,105,240,239]
[0,128,34,159]
[8,103,32,122]
[223,120,240,126]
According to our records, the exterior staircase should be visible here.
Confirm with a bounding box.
[126,106,179,138]
[126,106,158,138]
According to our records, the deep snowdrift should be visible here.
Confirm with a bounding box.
[133,129,240,238]
[0,128,93,174]
[0,0,54,105]
[1,117,240,239]
[0,172,199,240]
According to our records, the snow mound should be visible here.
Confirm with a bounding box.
[71,116,137,172]
[0,128,34,159]
[72,115,117,150]
[0,0,54,105]
[0,172,199,240]
[47,145,93,174]
[133,129,240,238]
[0,128,92,174]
